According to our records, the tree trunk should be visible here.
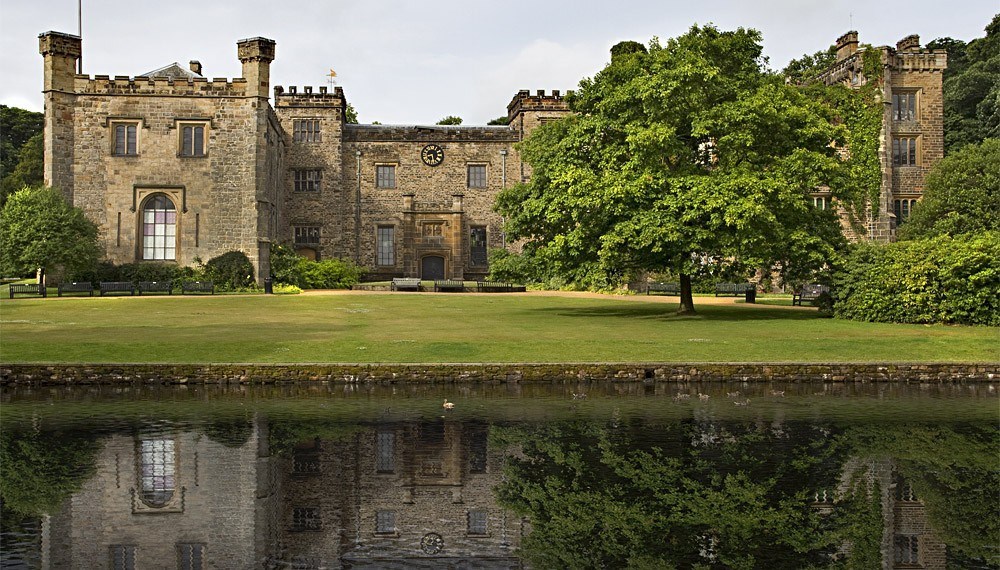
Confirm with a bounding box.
[678,273,696,314]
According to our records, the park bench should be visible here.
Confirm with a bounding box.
[8,283,46,298]
[138,281,173,295]
[434,280,466,292]
[793,284,830,306]
[647,282,680,295]
[476,281,514,293]
[181,281,214,295]
[58,282,94,297]
[99,281,135,296]
[715,283,754,297]
[390,278,421,292]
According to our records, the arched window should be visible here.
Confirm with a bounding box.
[141,195,176,260]
[139,438,175,507]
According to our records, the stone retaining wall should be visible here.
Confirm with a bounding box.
[1,363,996,385]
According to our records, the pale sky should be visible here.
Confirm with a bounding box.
[0,0,995,125]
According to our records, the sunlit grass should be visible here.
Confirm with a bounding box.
[0,293,995,363]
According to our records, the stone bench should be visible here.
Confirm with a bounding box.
[181,281,214,295]
[390,278,421,292]
[8,283,46,299]
[138,281,173,295]
[99,281,135,296]
[646,282,680,295]
[433,280,466,292]
[58,282,94,297]
[793,284,830,306]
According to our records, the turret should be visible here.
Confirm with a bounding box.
[38,31,81,195]
[39,31,81,92]
[836,31,859,61]
[237,37,275,98]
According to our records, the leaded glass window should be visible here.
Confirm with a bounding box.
[893,137,917,166]
[470,227,487,266]
[177,543,204,570]
[292,507,322,531]
[294,226,320,245]
[894,198,918,223]
[893,92,916,121]
[180,125,205,157]
[139,438,175,506]
[894,535,919,565]
[293,119,321,142]
[113,123,138,156]
[376,165,396,189]
[377,226,395,266]
[110,545,136,570]
[376,510,395,534]
[467,509,488,535]
[376,431,395,473]
[293,169,322,192]
[141,195,176,261]
[467,164,487,189]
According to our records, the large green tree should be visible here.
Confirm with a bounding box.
[497,27,847,312]
[898,137,999,239]
[928,14,1000,152]
[0,106,44,207]
[0,186,99,279]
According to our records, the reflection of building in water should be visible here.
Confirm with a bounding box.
[276,420,521,569]
[815,457,946,569]
[41,419,279,569]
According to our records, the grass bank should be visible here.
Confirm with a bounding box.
[0,292,996,363]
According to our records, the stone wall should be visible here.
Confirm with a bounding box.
[3,363,995,385]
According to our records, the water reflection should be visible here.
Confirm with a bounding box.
[0,383,996,569]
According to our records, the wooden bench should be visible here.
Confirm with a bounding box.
[715,283,754,297]
[793,284,830,306]
[99,281,135,296]
[8,283,46,298]
[433,280,466,292]
[181,281,214,295]
[138,281,173,295]
[646,282,680,295]
[58,282,94,297]
[390,278,421,292]
[477,281,514,293]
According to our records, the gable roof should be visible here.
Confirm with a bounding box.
[140,62,202,80]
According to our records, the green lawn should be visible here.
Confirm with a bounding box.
[0,292,996,363]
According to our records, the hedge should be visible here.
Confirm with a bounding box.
[833,232,1000,326]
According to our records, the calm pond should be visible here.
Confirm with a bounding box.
[1,382,997,569]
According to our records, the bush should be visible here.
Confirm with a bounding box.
[203,251,255,291]
[833,232,1000,326]
[67,261,192,286]
[272,283,302,294]
[269,243,363,289]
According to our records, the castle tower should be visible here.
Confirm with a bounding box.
[38,31,81,199]
[237,37,276,99]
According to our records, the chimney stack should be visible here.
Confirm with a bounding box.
[237,37,276,98]
[896,34,921,52]
[189,60,202,76]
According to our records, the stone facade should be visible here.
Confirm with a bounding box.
[39,32,569,282]
[817,31,947,242]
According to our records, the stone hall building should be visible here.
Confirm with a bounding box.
[38,31,569,283]
[38,30,943,283]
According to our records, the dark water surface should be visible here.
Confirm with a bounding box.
[1,382,997,569]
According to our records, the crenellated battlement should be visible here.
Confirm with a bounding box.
[273,85,346,108]
[506,89,572,119]
[893,50,947,72]
[71,74,250,97]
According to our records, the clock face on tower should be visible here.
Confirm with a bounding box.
[421,144,444,166]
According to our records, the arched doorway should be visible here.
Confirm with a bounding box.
[421,256,445,280]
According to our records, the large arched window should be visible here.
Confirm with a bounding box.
[141,195,176,260]
[139,438,175,507]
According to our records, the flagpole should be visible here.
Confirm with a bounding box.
[77,0,83,73]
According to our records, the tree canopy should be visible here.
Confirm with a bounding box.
[1,106,44,207]
[0,186,99,278]
[928,14,1000,152]
[496,26,847,312]
[898,137,999,239]
[436,115,463,125]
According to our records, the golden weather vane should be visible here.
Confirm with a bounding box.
[327,68,338,89]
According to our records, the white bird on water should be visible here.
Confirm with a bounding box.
[443,399,455,410]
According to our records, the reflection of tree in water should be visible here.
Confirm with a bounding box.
[493,419,1000,570]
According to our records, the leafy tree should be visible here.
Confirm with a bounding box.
[203,250,255,290]
[0,186,99,280]
[436,115,463,125]
[0,105,43,180]
[898,138,999,239]
[487,116,509,126]
[1,132,44,207]
[930,15,1000,152]
[497,26,847,313]
[345,102,359,124]
[782,45,837,84]
[609,40,647,59]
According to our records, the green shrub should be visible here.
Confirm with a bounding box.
[833,232,1000,325]
[272,283,302,294]
[203,251,255,291]
[487,248,543,284]
[300,258,363,289]
[269,243,303,286]
[68,261,191,286]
